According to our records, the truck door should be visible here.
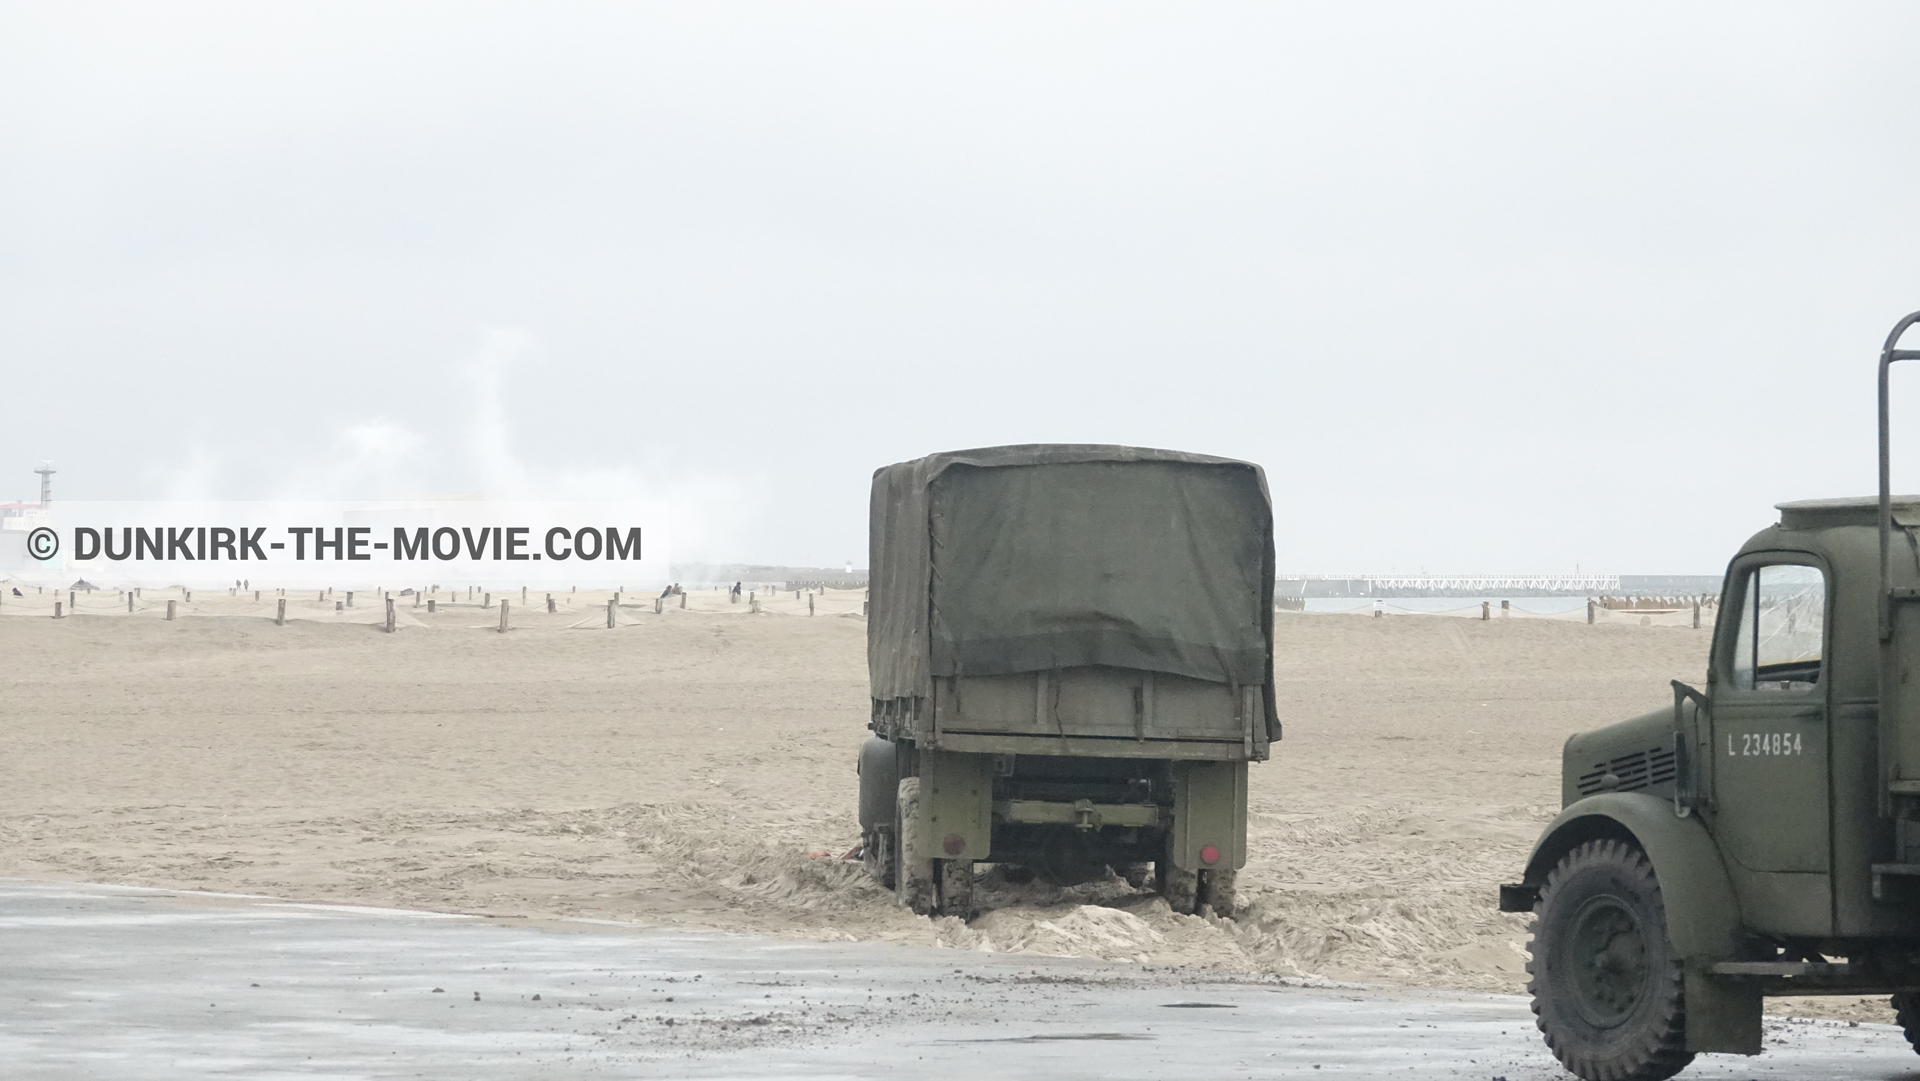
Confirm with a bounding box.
[1711,559,1831,876]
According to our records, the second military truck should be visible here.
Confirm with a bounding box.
[856,444,1277,918]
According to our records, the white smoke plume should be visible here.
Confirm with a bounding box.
[146,331,750,563]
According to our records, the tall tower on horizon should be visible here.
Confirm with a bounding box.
[35,462,54,508]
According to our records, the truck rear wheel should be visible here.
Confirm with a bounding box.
[1160,863,1200,915]
[939,859,975,920]
[896,778,935,915]
[1529,839,1691,1081]
[1199,868,1237,918]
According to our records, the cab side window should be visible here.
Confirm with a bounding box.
[1729,563,1825,692]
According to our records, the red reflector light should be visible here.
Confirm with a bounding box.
[943,833,966,855]
[1199,845,1221,865]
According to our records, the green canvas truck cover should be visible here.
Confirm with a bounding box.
[869,444,1274,702]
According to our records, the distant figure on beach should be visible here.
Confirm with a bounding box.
[731,581,743,599]
[659,585,673,599]
[9,587,19,597]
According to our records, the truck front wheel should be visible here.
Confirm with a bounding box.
[1529,839,1691,1081]
[1892,993,1920,1054]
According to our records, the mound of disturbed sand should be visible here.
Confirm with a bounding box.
[10,592,1870,1017]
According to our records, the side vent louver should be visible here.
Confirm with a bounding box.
[1576,746,1677,796]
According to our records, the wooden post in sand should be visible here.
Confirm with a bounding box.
[185,590,192,603]
[69,590,76,610]
[809,594,815,616]
[521,586,527,604]
[1693,597,1701,629]
[128,593,134,613]
[1481,601,1489,621]
[346,591,354,608]
[1501,599,1510,618]
[254,590,260,602]
[680,592,686,609]
[54,600,63,618]
[484,592,491,609]
[547,594,556,614]
[750,597,760,613]
[606,599,616,629]
[276,598,286,626]
[498,600,509,634]
[386,597,396,633]
[428,599,436,614]
[334,600,343,611]
[166,600,176,621]
[1587,599,1595,624]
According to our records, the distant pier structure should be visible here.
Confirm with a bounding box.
[1278,574,1723,598]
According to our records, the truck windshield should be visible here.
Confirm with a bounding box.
[1730,563,1824,691]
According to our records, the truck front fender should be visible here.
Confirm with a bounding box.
[1517,792,1743,960]
[1512,793,1760,1056]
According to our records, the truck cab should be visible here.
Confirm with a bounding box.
[1505,312,1920,1081]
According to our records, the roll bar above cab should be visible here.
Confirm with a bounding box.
[1881,311,1920,641]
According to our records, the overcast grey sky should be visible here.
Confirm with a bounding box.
[4,3,1919,572]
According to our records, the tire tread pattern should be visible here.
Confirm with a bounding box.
[1526,838,1692,1081]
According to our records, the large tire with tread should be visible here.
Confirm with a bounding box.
[895,778,935,915]
[1528,838,1692,1081]
[1893,993,1920,1054]
[1161,863,1200,915]
[1200,868,1237,918]
[939,859,975,920]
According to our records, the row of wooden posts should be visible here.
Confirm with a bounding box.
[1315,595,1713,629]
[25,582,864,631]
[1457,597,1708,628]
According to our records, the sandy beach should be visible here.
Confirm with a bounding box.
[0,586,1882,1020]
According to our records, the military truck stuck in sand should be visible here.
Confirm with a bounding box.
[856,445,1277,919]
[1503,312,1920,1081]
